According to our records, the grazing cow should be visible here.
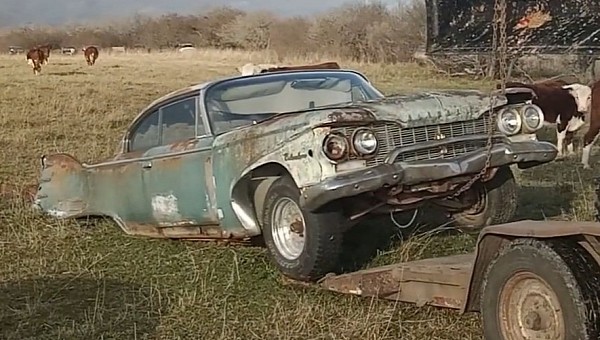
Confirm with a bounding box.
[26,48,44,75]
[237,61,341,76]
[37,44,51,64]
[580,79,600,168]
[82,46,99,66]
[498,79,592,158]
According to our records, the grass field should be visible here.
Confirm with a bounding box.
[0,49,598,340]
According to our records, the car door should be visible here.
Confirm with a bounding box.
[140,95,220,227]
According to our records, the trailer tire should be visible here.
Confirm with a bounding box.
[450,165,517,229]
[261,175,344,282]
[480,238,600,340]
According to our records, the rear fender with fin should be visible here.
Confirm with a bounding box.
[33,153,90,218]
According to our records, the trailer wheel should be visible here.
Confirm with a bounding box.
[261,175,344,282]
[480,238,600,340]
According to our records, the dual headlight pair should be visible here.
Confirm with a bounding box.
[323,128,377,161]
[497,104,545,135]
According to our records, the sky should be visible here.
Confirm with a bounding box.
[0,0,399,28]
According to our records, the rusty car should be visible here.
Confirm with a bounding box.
[33,68,557,282]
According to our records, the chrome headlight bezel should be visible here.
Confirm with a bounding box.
[496,108,522,136]
[521,104,545,133]
[351,128,378,156]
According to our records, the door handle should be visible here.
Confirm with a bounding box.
[142,161,152,169]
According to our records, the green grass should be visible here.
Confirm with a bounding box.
[0,49,597,339]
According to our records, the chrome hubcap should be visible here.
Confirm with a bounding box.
[271,197,306,260]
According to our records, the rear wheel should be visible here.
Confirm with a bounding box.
[480,238,600,340]
[450,165,517,229]
[260,175,344,281]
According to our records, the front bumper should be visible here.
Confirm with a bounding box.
[299,140,557,212]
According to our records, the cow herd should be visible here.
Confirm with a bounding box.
[25,45,99,75]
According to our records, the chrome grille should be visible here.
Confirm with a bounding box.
[339,115,492,166]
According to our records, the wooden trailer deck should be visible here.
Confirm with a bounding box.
[319,253,475,309]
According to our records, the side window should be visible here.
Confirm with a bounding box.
[130,110,160,152]
[160,97,205,145]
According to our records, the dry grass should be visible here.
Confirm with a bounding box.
[0,48,597,340]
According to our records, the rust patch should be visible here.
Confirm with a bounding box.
[430,296,463,309]
[43,153,84,171]
[124,222,251,240]
[515,7,552,30]
[328,109,376,123]
[169,138,199,152]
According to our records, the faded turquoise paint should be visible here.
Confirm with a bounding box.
[210,120,319,233]
[140,137,221,227]
[86,160,150,223]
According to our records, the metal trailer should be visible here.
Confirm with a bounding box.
[311,219,600,339]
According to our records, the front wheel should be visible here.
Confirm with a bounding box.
[480,238,600,340]
[260,175,344,282]
[450,165,517,229]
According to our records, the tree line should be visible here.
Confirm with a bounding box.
[0,1,426,63]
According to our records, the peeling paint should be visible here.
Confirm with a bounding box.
[151,193,182,221]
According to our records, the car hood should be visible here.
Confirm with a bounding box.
[287,89,503,126]
[337,89,506,127]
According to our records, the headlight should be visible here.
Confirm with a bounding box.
[323,133,348,161]
[521,105,544,132]
[352,128,378,155]
[497,109,522,135]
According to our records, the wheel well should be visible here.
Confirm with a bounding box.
[463,233,600,313]
[230,163,294,236]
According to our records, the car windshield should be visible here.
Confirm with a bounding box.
[204,70,385,135]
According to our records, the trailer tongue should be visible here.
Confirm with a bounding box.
[320,253,473,310]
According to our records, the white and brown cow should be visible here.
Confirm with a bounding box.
[26,48,44,75]
[499,79,591,159]
[82,46,99,66]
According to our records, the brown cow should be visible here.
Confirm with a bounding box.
[580,78,600,168]
[82,46,99,66]
[497,79,591,159]
[36,44,51,64]
[26,48,44,75]
[237,61,340,76]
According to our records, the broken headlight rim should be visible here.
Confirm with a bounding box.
[351,128,378,157]
[322,132,348,162]
[496,108,522,136]
[521,104,545,133]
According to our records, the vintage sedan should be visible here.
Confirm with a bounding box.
[33,69,557,281]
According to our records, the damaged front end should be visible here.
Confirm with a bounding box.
[298,99,557,218]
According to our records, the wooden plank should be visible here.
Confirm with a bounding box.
[319,253,474,309]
